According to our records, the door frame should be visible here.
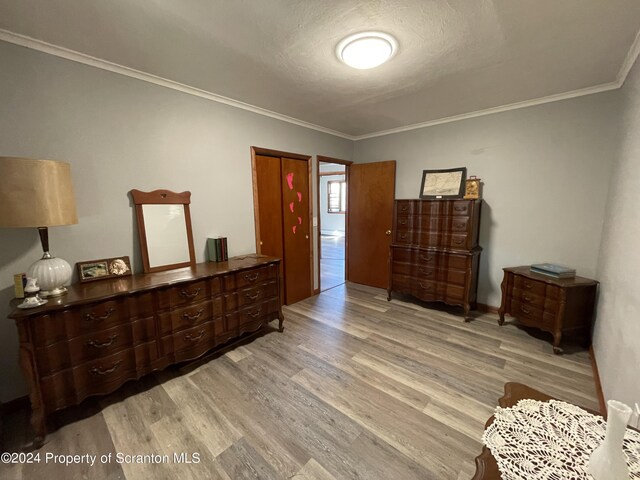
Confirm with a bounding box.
[251,146,314,300]
[317,155,353,293]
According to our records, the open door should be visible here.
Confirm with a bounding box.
[347,161,396,289]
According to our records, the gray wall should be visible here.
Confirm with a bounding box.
[353,92,621,308]
[0,41,352,402]
[593,55,640,407]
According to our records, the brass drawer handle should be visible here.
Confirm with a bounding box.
[454,222,465,229]
[399,218,408,225]
[520,306,531,314]
[245,291,261,301]
[247,308,262,318]
[185,330,205,342]
[454,206,466,212]
[180,288,201,299]
[83,308,115,322]
[453,238,465,245]
[524,282,534,289]
[89,360,122,376]
[399,233,407,239]
[418,282,432,290]
[522,295,533,302]
[419,269,433,277]
[400,205,409,211]
[182,309,204,321]
[419,255,434,262]
[87,334,118,349]
[244,273,260,282]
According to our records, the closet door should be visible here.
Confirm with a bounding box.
[280,157,312,304]
[253,154,284,264]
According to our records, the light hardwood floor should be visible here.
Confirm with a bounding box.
[1,283,598,479]
[320,235,345,291]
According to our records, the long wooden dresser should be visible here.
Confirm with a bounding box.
[8,255,283,447]
[388,199,482,320]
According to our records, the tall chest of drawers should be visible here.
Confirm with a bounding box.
[387,199,482,321]
[9,255,283,447]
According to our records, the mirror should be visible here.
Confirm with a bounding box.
[130,189,196,273]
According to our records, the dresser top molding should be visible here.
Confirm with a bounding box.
[9,255,280,320]
[504,266,598,288]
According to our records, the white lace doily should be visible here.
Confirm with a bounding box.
[482,399,640,480]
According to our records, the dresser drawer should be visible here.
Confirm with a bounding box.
[414,216,442,231]
[395,215,413,230]
[129,292,154,318]
[417,201,443,216]
[33,299,129,347]
[415,265,437,280]
[396,201,415,215]
[451,201,472,216]
[449,216,471,233]
[510,299,556,328]
[513,276,548,297]
[392,261,413,276]
[158,297,223,335]
[413,279,438,302]
[225,299,280,335]
[161,321,216,359]
[236,282,279,308]
[40,341,157,410]
[394,230,414,245]
[448,234,469,250]
[442,253,471,270]
[157,279,216,310]
[512,288,558,312]
[223,264,278,291]
[444,283,466,303]
[415,251,439,265]
[35,316,156,376]
[446,269,468,286]
[416,230,442,248]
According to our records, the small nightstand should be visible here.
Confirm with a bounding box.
[498,266,598,354]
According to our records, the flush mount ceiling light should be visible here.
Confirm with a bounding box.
[336,31,398,69]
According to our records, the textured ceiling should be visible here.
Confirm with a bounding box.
[1,0,640,137]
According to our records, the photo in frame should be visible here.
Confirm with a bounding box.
[77,256,132,283]
[419,167,467,199]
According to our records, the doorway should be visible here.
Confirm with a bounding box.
[317,156,351,292]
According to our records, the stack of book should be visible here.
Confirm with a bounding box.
[530,263,576,279]
[207,237,229,262]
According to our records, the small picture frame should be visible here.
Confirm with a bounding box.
[77,256,132,283]
[419,167,467,199]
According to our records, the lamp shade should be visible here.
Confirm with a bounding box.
[0,157,78,227]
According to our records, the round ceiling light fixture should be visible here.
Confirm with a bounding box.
[336,31,398,69]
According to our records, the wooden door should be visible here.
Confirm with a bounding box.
[280,157,312,304]
[253,155,284,262]
[347,161,396,288]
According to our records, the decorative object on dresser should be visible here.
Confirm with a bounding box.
[0,157,79,297]
[8,255,284,448]
[387,199,482,321]
[130,189,196,273]
[77,256,132,282]
[530,262,576,279]
[419,167,467,199]
[498,266,598,354]
[464,175,482,199]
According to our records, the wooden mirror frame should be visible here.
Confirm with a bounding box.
[130,189,196,273]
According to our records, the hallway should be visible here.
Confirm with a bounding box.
[320,235,345,291]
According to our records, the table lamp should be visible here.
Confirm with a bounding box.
[0,157,78,297]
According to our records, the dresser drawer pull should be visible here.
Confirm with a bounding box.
[419,255,434,262]
[454,206,467,212]
[182,309,204,321]
[87,335,118,349]
[89,360,122,376]
[400,205,409,211]
[419,269,433,277]
[520,306,531,314]
[245,291,262,301]
[247,308,262,318]
[399,218,408,225]
[454,222,466,229]
[522,295,533,302]
[398,233,408,240]
[244,273,260,283]
[452,238,465,245]
[185,330,205,342]
[524,282,534,289]
[418,282,432,291]
[180,288,201,299]
[83,308,115,322]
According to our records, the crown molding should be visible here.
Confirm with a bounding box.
[0,29,355,140]
[351,80,622,140]
[2,25,639,143]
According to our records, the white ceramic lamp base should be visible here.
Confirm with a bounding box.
[27,254,72,298]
